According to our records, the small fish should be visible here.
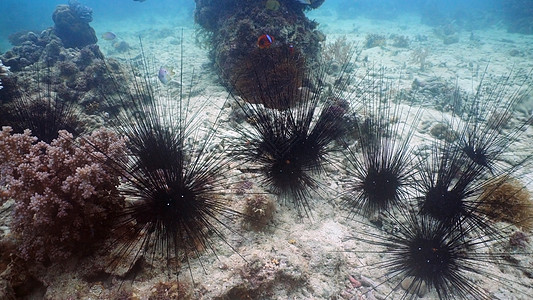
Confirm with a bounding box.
[158,66,173,84]
[101,32,116,41]
[296,0,311,4]
[133,0,146,2]
[257,34,274,49]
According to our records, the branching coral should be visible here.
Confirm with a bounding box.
[1,127,127,263]
[0,127,36,204]
[322,36,357,68]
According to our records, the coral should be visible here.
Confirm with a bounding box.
[321,35,356,68]
[2,127,127,262]
[0,29,61,72]
[243,195,275,231]
[390,34,410,48]
[410,48,430,71]
[68,0,93,23]
[195,0,325,91]
[231,46,307,108]
[52,4,97,48]
[479,177,533,231]
[0,127,36,204]
[57,60,79,77]
[364,33,386,48]
[433,24,460,45]
[0,60,9,90]
[0,27,127,122]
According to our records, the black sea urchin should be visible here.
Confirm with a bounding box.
[3,66,83,143]
[88,40,239,278]
[229,46,352,216]
[416,69,533,237]
[348,207,533,300]
[451,68,533,175]
[342,74,421,218]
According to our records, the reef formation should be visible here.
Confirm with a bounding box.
[194,0,325,97]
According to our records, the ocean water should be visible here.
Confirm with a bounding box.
[0,0,524,50]
[1,0,532,299]
[0,0,195,51]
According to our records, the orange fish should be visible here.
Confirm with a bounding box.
[257,34,274,49]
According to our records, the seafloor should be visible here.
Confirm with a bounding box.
[1,6,533,300]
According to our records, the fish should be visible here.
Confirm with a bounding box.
[257,34,274,49]
[133,0,146,2]
[296,0,311,4]
[158,66,173,84]
[101,32,116,41]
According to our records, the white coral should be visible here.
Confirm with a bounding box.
[0,59,10,90]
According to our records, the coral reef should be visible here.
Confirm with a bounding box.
[0,26,129,132]
[53,2,97,48]
[194,0,325,93]
[1,127,126,263]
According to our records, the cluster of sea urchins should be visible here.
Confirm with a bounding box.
[223,43,533,298]
[342,69,533,299]
[1,30,532,299]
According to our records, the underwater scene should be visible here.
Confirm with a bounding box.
[1,0,533,299]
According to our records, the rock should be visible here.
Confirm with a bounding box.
[400,277,428,297]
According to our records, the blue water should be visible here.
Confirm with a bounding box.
[0,0,527,50]
[0,0,195,51]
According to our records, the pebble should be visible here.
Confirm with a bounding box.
[400,277,427,297]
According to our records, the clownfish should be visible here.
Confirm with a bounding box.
[257,34,274,49]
